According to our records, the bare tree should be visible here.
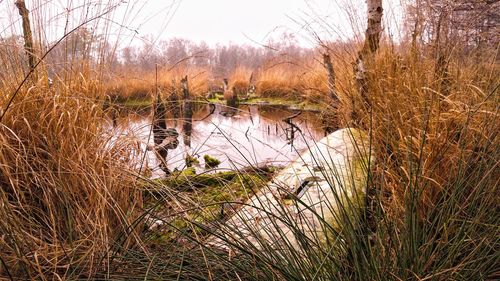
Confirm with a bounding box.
[406,0,499,52]
[164,38,189,65]
[121,46,137,66]
[190,41,212,67]
[137,38,159,70]
[0,35,26,80]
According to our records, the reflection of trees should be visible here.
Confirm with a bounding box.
[283,112,302,147]
[182,116,193,147]
[153,94,168,146]
[181,77,193,147]
[167,82,181,125]
[257,106,325,138]
[152,94,180,175]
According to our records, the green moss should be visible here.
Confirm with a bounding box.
[183,96,323,112]
[144,169,275,243]
[154,171,234,190]
[180,167,197,176]
[241,97,322,112]
[113,98,152,108]
[185,154,200,167]
[206,93,225,103]
[203,155,221,169]
[108,91,322,112]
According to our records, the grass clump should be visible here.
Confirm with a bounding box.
[139,169,272,252]
[255,66,302,99]
[228,66,253,99]
[198,50,499,280]
[0,77,143,279]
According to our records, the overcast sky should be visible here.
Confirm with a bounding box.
[0,0,403,48]
[127,0,360,46]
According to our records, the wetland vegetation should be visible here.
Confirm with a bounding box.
[0,0,498,280]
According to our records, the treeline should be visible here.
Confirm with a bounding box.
[0,30,317,82]
[402,0,498,53]
[117,32,315,77]
[1,0,497,84]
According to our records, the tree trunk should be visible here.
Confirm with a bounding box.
[323,53,338,103]
[223,78,237,108]
[410,1,422,56]
[15,0,36,76]
[354,0,383,107]
[354,0,383,239]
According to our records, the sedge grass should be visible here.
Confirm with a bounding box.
[0,0,498,279]
[105,46,499,280]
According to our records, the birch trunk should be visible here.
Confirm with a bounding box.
[353,0,382,236]
[354,0,383,106]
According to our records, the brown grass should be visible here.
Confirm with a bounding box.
[103,66,210,102]
[339,46,500,214]
[228,66,252,98]
[0,75,144,279]
[255,64,302,99]
[253,57,339,102]
[1,2,498,277]
[231,80,249,98]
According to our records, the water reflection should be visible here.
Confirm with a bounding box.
[111,104,325,178]
[181,77,193,147]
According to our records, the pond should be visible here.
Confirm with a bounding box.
[110,103,328,178]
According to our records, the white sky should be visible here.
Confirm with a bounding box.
[0,0,404,48]
[131,0,354,46]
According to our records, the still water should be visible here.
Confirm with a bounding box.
[111,103,326,177]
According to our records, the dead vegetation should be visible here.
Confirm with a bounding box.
[0,0,498,279]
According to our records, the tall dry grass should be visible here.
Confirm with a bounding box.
[0,0,498,279]
[253,54,341,103]
[162,46,498,280]
[0,75,145,279]
[255,63,303,99]
[228,66,252,98]
[103,66,210,103]
[346,47,499,212]
[0,1,149,278]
